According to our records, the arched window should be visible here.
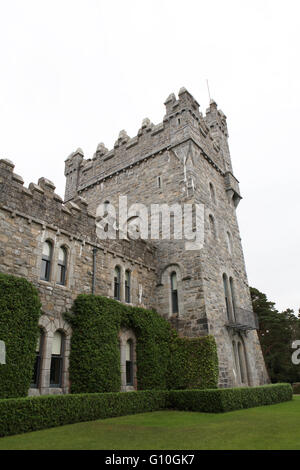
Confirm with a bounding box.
[126,340,133,386]
[223,274,231,322]
[209,214,216,239]
[125,270,131,303]
[229,277,236,322]
[50,331,64,388]
[104,200,110,214]
[114,266,121,300]
[238,342,248,385]
[31,330,44,388]
[40,240,53,281]
[226,231,233,255]
[171,272,178,314]
[209,183,216,204]
[57,246,67,286]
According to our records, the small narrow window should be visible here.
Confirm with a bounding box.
[229,277,236,322]
[209,214,216,239]
[40,241,53,281]
[226,231,233,255]
[157,176,162,189]
[209,183,216,204]
[126,340,134,386]
[178,118,181,125]
[31,330,44,388]
[125,270,131,303]
[223,274,230,322]
[114,266,121,301]
[238,342,247,385]
[171,272,179,314]
[57,247,67,286]
[104,200,110,214]
[50,331,64,388]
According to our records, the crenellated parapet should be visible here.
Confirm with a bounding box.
[64,88,231,199]
[0,158,157,267]
[0,158,97,243]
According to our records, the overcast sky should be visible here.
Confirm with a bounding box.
[0,0,299,313]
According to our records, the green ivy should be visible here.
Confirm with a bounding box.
[168,336,219,390]
[65,294,219,393]
[0,273,41,399]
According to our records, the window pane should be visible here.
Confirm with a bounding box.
[114,267,120,281]
[40,259,50,281]
[126,341,132,361]
[58,247,66,263]
[172,291,178,313]
[126,361,133,385]
[171,272,177,290]
[50,357,62,386]
[52,331,62,355]
[57,264,66,285]
[43,241,51,257]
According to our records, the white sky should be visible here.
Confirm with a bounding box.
[0,0,299,313]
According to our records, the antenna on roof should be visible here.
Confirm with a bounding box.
[206,79,212,103]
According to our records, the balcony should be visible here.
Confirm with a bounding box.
[225,307,259,333]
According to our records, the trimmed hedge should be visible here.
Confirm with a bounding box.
[168,383,293,413]
[0,273,42,398]
[0,390,169,438]
[65,295,218,393]
[0,384,292,438]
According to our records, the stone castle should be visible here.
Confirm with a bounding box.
[0,87,269,395]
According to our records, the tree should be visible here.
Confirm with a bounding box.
[250,287,300,384]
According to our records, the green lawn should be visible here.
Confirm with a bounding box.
[1,396,300,450]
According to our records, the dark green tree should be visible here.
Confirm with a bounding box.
[250,287,300,383]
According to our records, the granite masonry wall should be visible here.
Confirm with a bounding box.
[0,158,157,395]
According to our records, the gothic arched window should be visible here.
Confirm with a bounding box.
[209,182,216,204]
[223,273,231,322]
[114,266,121,300]
[126,339,134,386]
[50,331,64,388]
[171,272,178,314]
[40,240,53,281]
[229,277,237,322]
[125,270,131,303]
[209,214,216,239]
[57,246,67,286]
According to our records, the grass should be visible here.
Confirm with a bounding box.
[0,396,299,450]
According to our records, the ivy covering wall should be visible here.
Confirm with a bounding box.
[168,336,219,390]
[0,273,41,399]
[65,295,219,393]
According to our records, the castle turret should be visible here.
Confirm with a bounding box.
[64,148,84,202]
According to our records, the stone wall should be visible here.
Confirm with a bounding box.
[0,158,157,395]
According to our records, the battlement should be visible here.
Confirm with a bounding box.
[0,158,157,266]
[0,158,96,240]
[64,88,229,201]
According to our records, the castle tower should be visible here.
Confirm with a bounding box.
[65,89,269,388]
